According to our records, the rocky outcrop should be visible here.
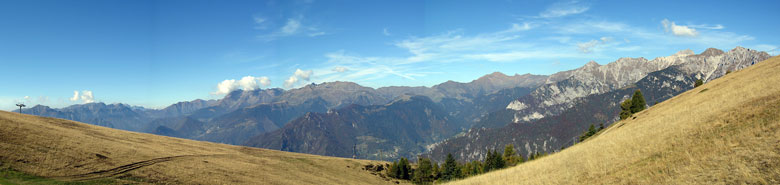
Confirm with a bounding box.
[506,47,770,123]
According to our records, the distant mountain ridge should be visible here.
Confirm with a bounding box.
[245,95,464,160]
[426,47,771,162]
[23,70,548,146]
[20,46,772,163]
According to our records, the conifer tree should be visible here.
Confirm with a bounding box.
[398,157,411,180]
[413,158,434,184]
[441,153,461,181]
[431,162,440,180]
[630,90,646,113]
[579,124,598,142]
[461,161,473,177]
[388,160,400,179]
[619,99,633,120]
[503,144,519,166]
[472,161,483,174]
[483,149,506,173]
[495,149,506,169]
[482,150,493,172]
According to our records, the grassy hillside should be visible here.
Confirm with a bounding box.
[448,56,780,184]
[0,111,408,184]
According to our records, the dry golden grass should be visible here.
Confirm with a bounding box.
[0,111,410,184]
[448,56,780,185]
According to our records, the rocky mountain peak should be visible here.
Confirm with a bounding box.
[731,46,748,52]
[311,81,369,90]
[583,61,600,68]
[484,71,509,78]
[30,104,51,109]
[699,48,725,57]
[674,49,695,56]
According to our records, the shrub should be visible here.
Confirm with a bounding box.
[619,99,633,120]
[694,79,704,87]
[630,90,646,113]
[413,158,434,184]
[483,149,505,173]
[502,144,521,166]
[441,153,461,181]
[620,89,647,120]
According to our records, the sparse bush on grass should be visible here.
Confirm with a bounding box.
[579,123,606,142]
[620,99,633,120]
[620,89,647,120]
[695,79,704,88]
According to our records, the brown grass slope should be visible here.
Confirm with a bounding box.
[448,56,780,185]
[0,110,407,184]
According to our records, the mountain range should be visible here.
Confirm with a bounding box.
[22,47,771,162]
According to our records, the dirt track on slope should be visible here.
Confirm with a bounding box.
[52,154,227,181]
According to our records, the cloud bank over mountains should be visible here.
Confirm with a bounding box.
[214,76,271,95]
[70,90,95,103]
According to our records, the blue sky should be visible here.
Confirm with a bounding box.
[1,0,778,110]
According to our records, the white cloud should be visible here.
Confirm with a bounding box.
[466,50,577,62]
[662,19,698,37]
[332,66,348,72]
[213,76,272,95]
[281,18,301,34]
[753,44,779,55]
[308,32,326,37]
[257,15,325,41]
[69,90,95,103]
[556,21,634,34]
[284,69,313,88]
[284,76,299,88]
[294,69,312,81]
[508,22,533,32]
[576,37,614,53]
[689,24,725,30]
[253,17,266,24]
[539,1,590,18]
[577,40,600,53]
[557,19,752,51]
[81,91,94,103]
[253,16,268,30]
[70,91,80,101]
[615,46,642,52]
[215,79,238,95]
[310,23,595,85]
[239,76,271,90]
[383,28,391,36]
[391,23,536,64]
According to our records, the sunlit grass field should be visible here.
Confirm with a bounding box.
[0,110,408,184]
